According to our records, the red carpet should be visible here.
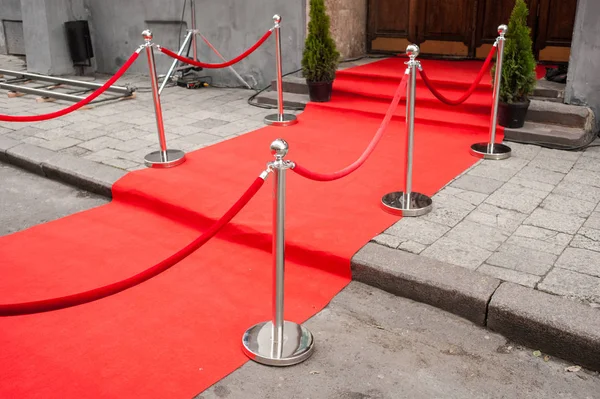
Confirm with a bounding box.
[0,58,499,398]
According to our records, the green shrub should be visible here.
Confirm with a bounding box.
[302,0,340,83]
[493,0,537,103]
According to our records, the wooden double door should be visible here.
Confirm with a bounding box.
[367,0,577,62]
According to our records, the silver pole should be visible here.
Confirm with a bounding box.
[404,48,418,207]
[143,33,168,157]
[142,30,186,168]
[158,30,194,95]
[469,25,511,160]
[240,139,314,366]
[272,152,286,359]
[404,51,418,209]
[264,15,298,127]
[488,26,506,152]
[380,44,432,217]
[274,20,284,120]
[191,0,198,62]
[143,31,168,156]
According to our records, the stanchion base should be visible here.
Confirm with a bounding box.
[470,143,511,160]
[381,191,433,217]
[144,149,186,168]
[264,113,298,127]
[242,321,314,367]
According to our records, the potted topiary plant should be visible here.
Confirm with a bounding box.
[494,0,537,128]
[302,0,340,102]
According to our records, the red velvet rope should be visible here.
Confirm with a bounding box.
[159,29,272,69]
[418,45,497,106]
[292,74,409,182]
[0,176,266,316]
[0,51,140,122]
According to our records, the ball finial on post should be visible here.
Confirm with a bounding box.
[498,24,508,36]
[273,14,281,25]
[406,44,420,59]
[142,29,153,42]
[270,138,289,159]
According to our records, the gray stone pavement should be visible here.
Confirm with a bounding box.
[2,53,600,310]
[0,54,299,171]
[374,142,600,309]
[0,54,376,172]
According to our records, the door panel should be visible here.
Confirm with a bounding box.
[367,0,576,62]
[418,0,475,44]
[536,0,577,61]
[474,0,537,48]
[367,0,412,52]
[537,0,577,47]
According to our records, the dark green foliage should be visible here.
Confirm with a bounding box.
[493,0,537,103]
[302,0,340,83]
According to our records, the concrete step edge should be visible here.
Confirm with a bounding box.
[256,90,308,109]
[0,137,125,198]
[527,100,595,131]
[504,121,594,147]
[270,76,308,95]
[352,242,600,372]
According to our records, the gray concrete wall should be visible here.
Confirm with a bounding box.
[565,0,600,132]
[86,0,306,88]
[0,0,23,54]
[21,0,90,75]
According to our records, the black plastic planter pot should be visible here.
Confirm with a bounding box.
[498,100,530,128]
[307,80,333,102]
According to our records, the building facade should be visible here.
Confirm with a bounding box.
[0,0,598,130]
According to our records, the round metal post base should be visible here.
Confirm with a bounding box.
[264,113,298,127]
[144,149,186,168]
[470,143,512,160]
[381,191,433,217]
[242,321,314,367]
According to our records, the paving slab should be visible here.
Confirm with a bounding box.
[555,247,600,278]
[445,219,509,251]
[539,268,600,305]
[477,264,540,288]
[524,208,586,234]
[553,180,600,203]
[506,225,573,256]
[420,236,492,270]
[486,243,556,276]
[485,183,548,214]
[449,174,504,194]
[384,218,450,245]
[528,152,576,173]
[422,192,475,228]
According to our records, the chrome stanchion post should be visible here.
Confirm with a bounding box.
[242,139,314,366]
[381,45,432,217]
[141,30,186,168]
[264,15,298,127]
[470,24,512,160]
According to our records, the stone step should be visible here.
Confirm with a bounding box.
[504,121,593,148]
[270,76,308,95]
[530,96,563,103]
[533,79,565,100]
[526,100,594,131]
[255,90,309,110]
